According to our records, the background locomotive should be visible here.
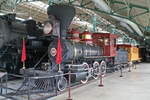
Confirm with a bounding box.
[0,13,51,74]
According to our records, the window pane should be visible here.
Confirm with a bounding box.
[105,37,109,45]
[98,37,103,42]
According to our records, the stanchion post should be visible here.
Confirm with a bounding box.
[128,62,131,72]
[98,75,104,87]
[120,65,123,77]
[67,65,72,100]
[134,63,136,69]
[128,68,131,72]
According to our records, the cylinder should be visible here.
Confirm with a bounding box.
[71,72,88,82]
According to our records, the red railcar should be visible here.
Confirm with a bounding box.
[92,33,128,71]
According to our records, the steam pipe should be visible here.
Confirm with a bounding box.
[93,0,143,36]
[120,22,134,33]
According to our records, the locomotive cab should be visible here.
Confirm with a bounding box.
[92,33,118,57]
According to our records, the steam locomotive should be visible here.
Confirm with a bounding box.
[35,5,128,88]
[0,13,51,73]
[0,5,130,91]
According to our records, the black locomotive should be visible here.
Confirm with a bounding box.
[47,5,107,83]
[0,13,51,73]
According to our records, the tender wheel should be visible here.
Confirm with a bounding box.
[81,62,89,84]
[57,77,67,91]
[99,61,107,77]
[92,61,100,79]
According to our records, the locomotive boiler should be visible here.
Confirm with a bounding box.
[48,39,103,68]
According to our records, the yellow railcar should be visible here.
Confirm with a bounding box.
[117,44,141,62]
[128,46,141,62]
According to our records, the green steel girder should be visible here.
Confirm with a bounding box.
[113,6,128,13]
[14,0,149,31]
[80,1,93,7]
[92,14,118,34]
[0,0,7,10]
[0,0,14,10]
[129,10,149,19]
[111,27,116,34]
[111,0,149,19]
[112,0,149,11]
[130,3,149,11]
[74,3,148,32]
[147,26,150,32]
[93,14,96,32]
[76,13,91,23]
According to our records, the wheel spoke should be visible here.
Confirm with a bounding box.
[92,61,100,79]
[81,62,89,84]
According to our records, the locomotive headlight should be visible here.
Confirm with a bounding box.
[43,22,52,34]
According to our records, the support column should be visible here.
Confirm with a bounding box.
[93,14,97,32]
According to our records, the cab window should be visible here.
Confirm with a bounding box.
[105,37,109,45]
[111,39,116,46]
[98,37,103,42]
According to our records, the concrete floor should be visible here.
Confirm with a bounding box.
[49,63,150,100]
[0,63,150,100]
